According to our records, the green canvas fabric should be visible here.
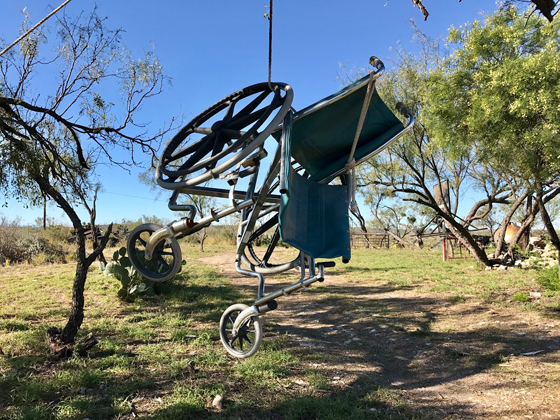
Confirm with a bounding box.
[278,123,350,260]
[274,83,404,182]
[277,79,402,261]
[279,168,351,260]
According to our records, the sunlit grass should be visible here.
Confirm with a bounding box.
[0,244,558,419]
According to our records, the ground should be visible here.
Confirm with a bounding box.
[200,249,560,419]
[1,246,560,419]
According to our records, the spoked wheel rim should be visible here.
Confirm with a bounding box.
[126,223,182,283]
[157,82,293,189]
[219,304,262,358]
[243,213,300,273]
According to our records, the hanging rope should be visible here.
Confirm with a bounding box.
[267,0,274,90]
[0,0,72,58]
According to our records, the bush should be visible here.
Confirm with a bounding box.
[536,268,560,291]
[0,221,68,265]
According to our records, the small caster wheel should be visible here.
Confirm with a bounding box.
[219,304,263,358]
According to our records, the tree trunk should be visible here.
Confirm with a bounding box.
[495,190,530,256]
[440,212,492,265]
[42,195,47,230]
[520,195,533,252]
[199,229,207,252]
[536,185,560,280]
[61,234,88,343]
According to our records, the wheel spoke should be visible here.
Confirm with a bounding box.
[177,133,217,171]
[262,227,281,265]
[157,257,170,270]
[227,106,269,130]
[211,131,228,159]
[138,237,147,247]
[233,90,270,121]
[221,128,246,139]
[223,101,236,122]
[171,132,215,162]
[193,127,213,135]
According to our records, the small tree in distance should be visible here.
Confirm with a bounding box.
[0,8,171,356]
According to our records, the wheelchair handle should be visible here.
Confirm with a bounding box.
[369,56,385,72]
[396,102,413,119]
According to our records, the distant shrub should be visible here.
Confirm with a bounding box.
[0,219,68,265]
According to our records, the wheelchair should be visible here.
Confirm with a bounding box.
[126,57,414,358]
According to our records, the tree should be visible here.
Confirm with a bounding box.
[409,0,558,22]
[358,29,517,267]
[425,7,560,269]
[0,8,169,355]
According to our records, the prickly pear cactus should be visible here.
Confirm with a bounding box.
[103,247,155,299]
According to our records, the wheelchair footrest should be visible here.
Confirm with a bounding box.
[317,261,336,268]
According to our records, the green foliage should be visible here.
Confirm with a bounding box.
[103,247,155,299]
[0,221,68,265]
[425,7,560,185]
[512,291,530,302]
[537,268,560,291]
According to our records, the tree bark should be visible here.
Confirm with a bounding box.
[495,190,530,256]
[536,184,560,279]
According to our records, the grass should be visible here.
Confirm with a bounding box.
[0,244,559,419]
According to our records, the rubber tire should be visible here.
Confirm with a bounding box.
[126,223,182,283]
[219,303,263,358]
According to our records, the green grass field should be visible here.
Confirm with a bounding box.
[1,245,560,419]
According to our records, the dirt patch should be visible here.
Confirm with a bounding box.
[200,251,560,419]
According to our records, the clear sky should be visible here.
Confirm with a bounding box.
[1,0,500,226]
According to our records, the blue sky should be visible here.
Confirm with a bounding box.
[1,0,500,226]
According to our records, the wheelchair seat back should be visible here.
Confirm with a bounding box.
[276,78,404,182]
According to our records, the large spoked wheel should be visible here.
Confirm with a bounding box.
[242,213,301,274]
[156,82,293,189]
[127,223,182,283]
[219,304,263,358]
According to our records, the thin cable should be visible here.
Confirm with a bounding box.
[0,0,72,58]
[267,0,273,90]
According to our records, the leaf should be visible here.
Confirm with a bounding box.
[113,250,120,261]
[117,288,128,299]
[103,261,117,277]
[119,247,127,257]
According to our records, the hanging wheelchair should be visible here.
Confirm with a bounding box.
[127,57,414,358]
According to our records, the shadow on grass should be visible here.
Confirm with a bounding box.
[2,261,560,420]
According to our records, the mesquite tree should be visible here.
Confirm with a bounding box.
[425,8,560,269]
[0,9,170,354]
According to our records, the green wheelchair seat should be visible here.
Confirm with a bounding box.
[276,75,404,261]
[279,167,351,261]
